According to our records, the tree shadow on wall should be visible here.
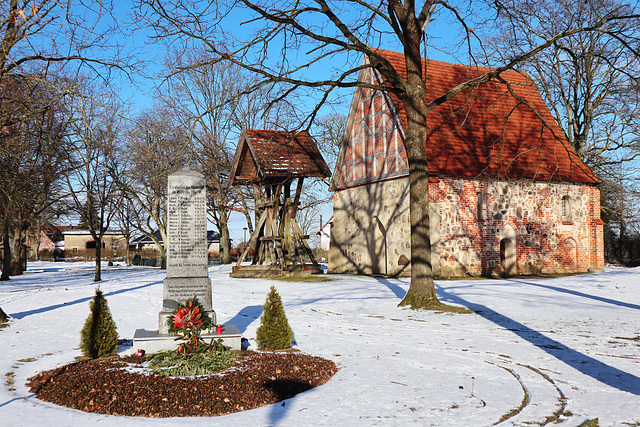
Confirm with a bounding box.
[332,177,410,277]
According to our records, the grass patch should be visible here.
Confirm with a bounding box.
[5,371,16,392]
[398,291,472,313]
[5,371,15,386]
[432,303,472,314]
[405,299,471,314]
[148,348,238,377]
[18,358,36,363]
[273,275,333,283]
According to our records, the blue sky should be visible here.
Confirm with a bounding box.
[106,1,486,245]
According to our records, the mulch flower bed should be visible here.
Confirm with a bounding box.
[27,351,338,417]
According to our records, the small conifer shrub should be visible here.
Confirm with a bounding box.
[80,288,118,358]
[256,286,293,350]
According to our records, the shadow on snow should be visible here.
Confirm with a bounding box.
[511,279,640,311]
[223,305,263,333]
[8,281,161,319]
[436,284,640,396]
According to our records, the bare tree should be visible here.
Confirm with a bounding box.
[0,0,126,79]
[65,87,125,281]
[161,49,317,261]
[0,0,130,283]
[119,107,191,268]
[137,0,639,308]
[0,0,127,325]
[112,197,137,266]
[162,50,243,264]
[600,166,640,264]
[0,74,70,279]
[314,112,347,178]
[484,0,640,170]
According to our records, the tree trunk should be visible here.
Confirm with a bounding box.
[398,99,438,308]
[1,218,10,281]
[94,238,102,281]
[218,208,232,264]
[0,306,8,323]
[9,227,25,276]
[32,230,42,261]
[125,238,131,266]
[396,7,440,308]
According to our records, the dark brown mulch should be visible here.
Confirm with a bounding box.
[27,351,338,418]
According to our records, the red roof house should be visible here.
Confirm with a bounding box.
[329,49,604,277]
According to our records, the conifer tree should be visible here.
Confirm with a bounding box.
[256,286,293,350]
[80,288,118,358]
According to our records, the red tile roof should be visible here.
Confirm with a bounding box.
[230,129,331,184]
[375,49,599,184]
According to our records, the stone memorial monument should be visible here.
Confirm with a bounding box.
[133,167,241,352]
[158,167,214,334]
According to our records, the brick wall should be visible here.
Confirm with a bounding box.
[329,175,604,277]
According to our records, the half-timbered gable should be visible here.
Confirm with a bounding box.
[337,66,408,188]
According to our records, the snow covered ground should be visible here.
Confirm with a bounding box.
[1,261,638,426]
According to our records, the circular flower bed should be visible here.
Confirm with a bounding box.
[27,351,337,417]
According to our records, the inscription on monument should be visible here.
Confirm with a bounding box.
[166,180,208,277]
[159,167,215,334]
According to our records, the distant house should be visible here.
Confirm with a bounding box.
[130,230,222,258]
[63,230,128,260]
[8,224,67,261]
[317,216,333,252]
[130,230,164,254]
[206,231,222,256]
[329,49,604,278]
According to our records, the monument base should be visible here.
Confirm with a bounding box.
[230,263,323,278]
[133,324,242,353]
[158,309,217,335]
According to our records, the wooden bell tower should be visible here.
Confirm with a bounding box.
[228,129,331,278]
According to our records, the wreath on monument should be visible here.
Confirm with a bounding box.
[166,297,214,354]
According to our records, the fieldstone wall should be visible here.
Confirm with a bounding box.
[329,176,604,277]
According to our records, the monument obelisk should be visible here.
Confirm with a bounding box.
[158,167,215,334]
[134,167,241,352]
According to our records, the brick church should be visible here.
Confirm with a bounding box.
[328,49,604,278]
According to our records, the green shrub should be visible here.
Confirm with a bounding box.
[79,288,118,358]
[148,341,237,376]
[256,286,293,350]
